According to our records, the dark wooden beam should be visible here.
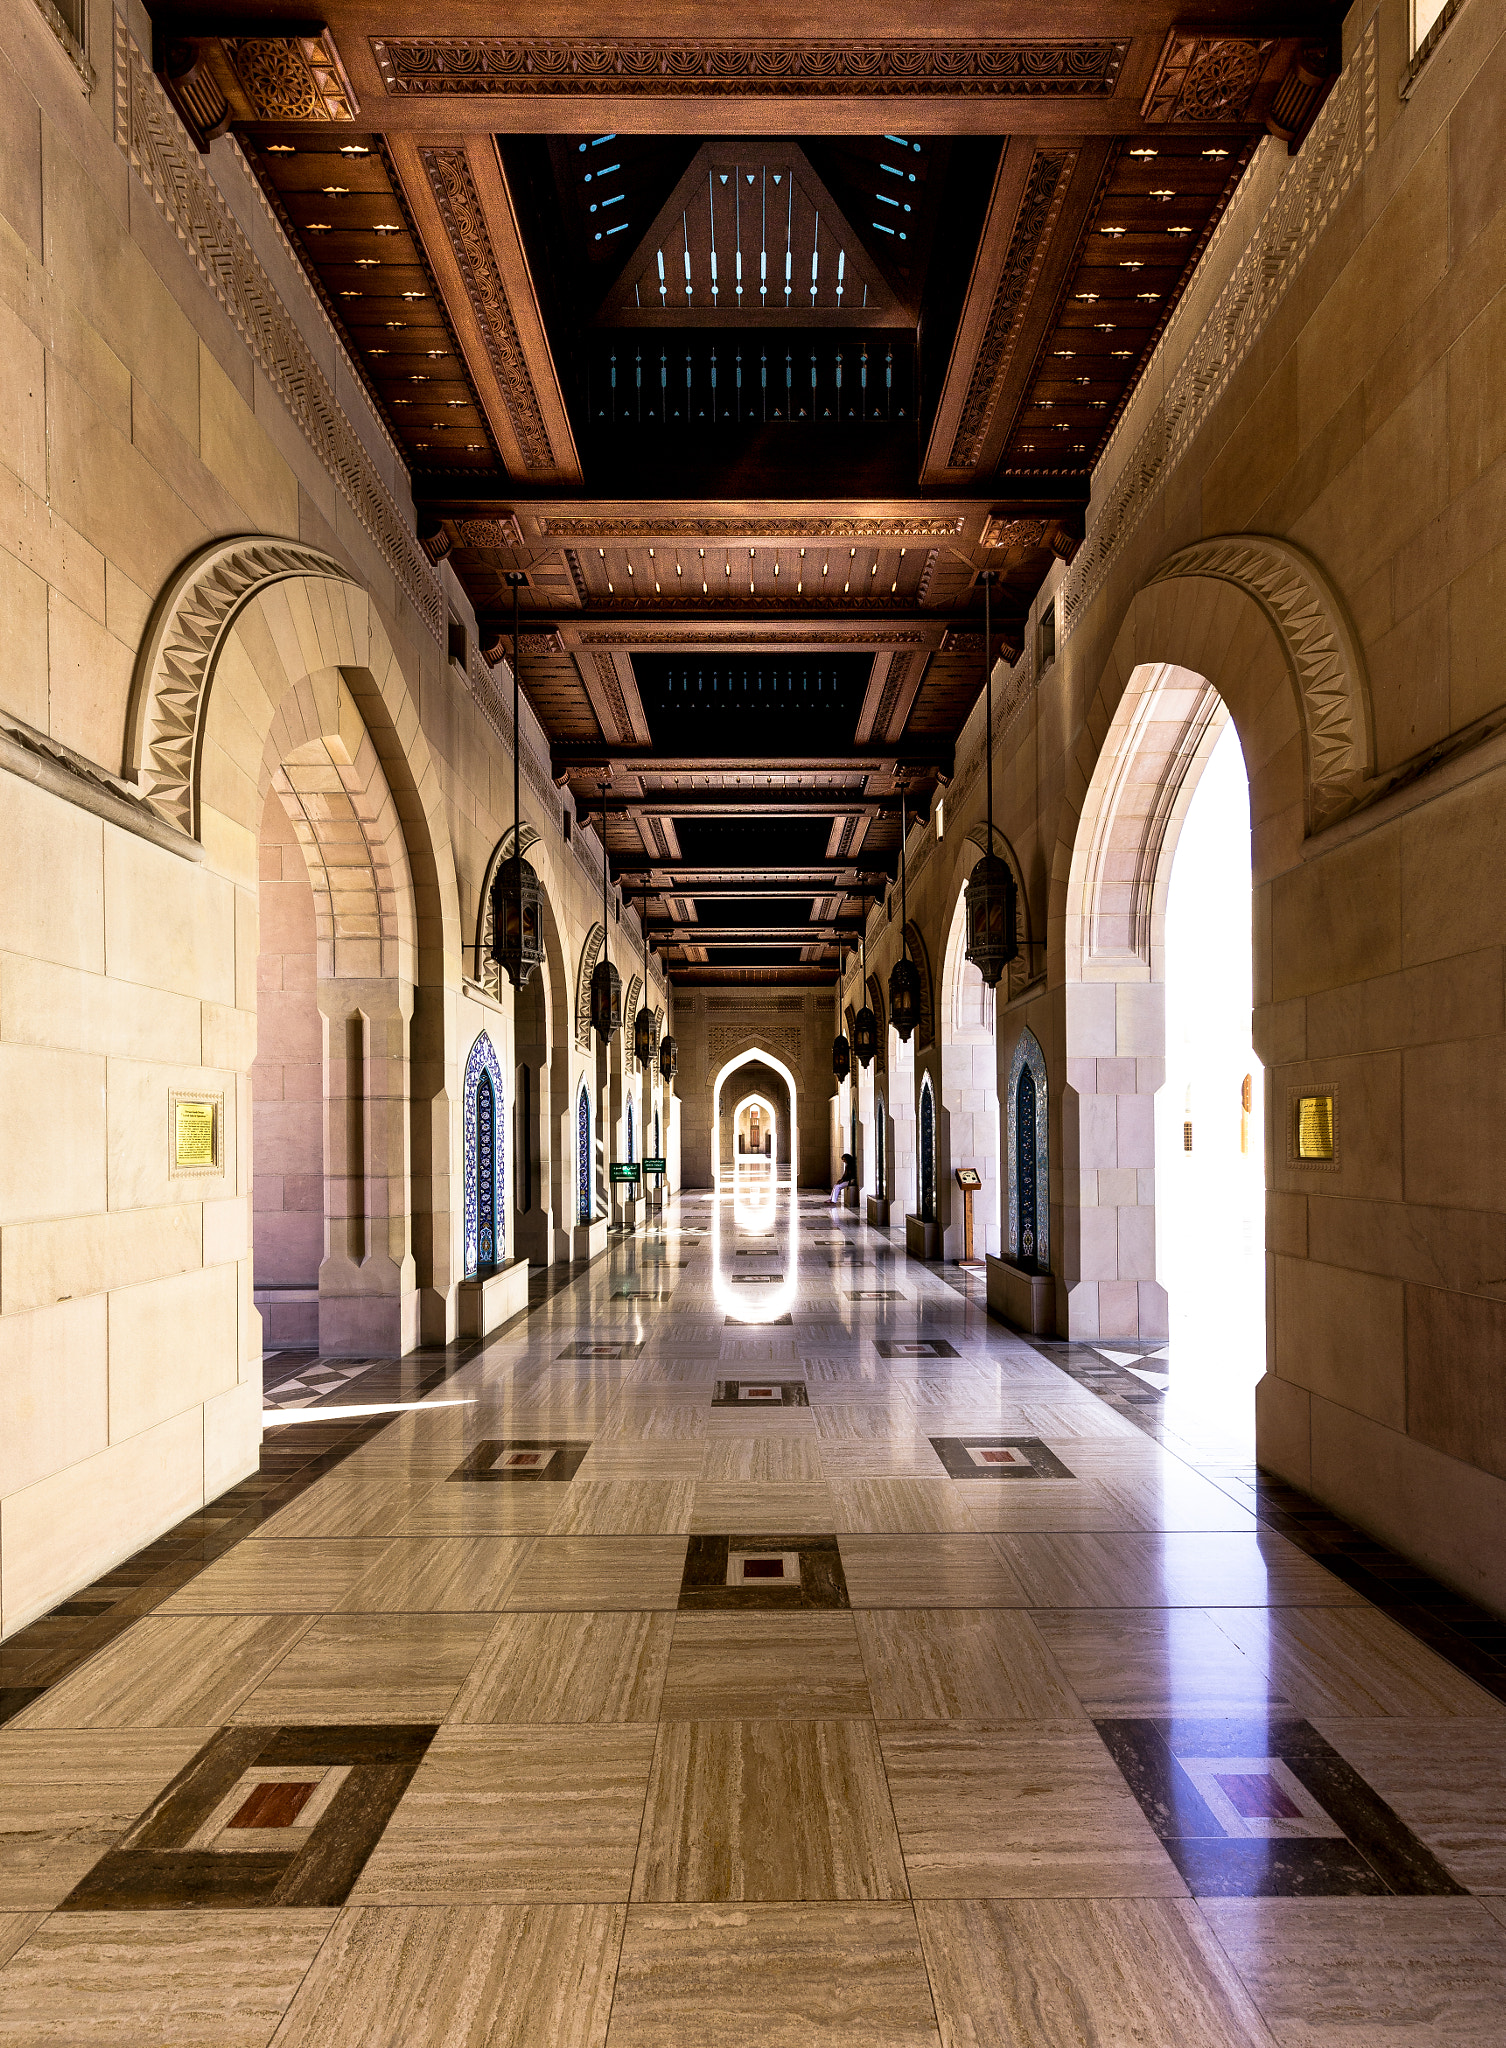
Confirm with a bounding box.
[554,742,952,778]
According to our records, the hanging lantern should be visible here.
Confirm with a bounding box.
[591,956,621,1041]
[852,1005,879,1069]
[633,1004,657,1069]
[489,854,544,989]
[659,1034,678,1082]
[964,853,1018,989]
[888,956,920,1042]
[832,1033,850,1082]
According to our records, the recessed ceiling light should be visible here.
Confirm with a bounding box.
[408,374,429,383]
[339,143,371,157]
[321,185,349,195]
[1053,349,1076,358]
[1076,292,1100,304]
[425,349,448,358]
[265,143,295,155]
[1112,348,1133,358]
[1168,226,1192,236]
[1100,226,1126,238]
[305,222,333,232]
[372,223,402,235]
[384,320,407,329]
[400,292,426,301]
[354,258,380,268]
[445,399,465,407]
[368,347,388,355]
[1095,321,1116,332]
[1150,189,1176,201]
[1120,260,1144,270]
[1202,148,1230,159]
[1128,147,1158,160]
[338,290,361,299]
[1137,292,1161,303]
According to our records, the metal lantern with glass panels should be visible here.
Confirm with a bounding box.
[489,855,544,989]
[633,1004,657,1069]
[888,957,920,1042]
[591,957,622,1041]
[659,1034,678,1082]
[964,853,1018,990]
[832,1034,851,1083]
[852,1005,878,1069]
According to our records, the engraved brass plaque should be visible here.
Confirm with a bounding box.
[170,1093,222,1174]
[1296,1094,1335,1162]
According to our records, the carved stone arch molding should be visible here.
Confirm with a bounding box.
[1144,534,1372,834]
[474,821,542,1000]
[575,923,605,1050]
[126,536,461,969]
[902,921,935,1051]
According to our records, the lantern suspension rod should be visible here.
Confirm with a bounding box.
[599,778,610,960]
[982,569,995,856]
[899,777,908,957]
[506,571,526,861]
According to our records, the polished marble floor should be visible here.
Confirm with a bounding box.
[3,1183,1506,2044]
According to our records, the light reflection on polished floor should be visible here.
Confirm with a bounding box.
[3,1187,1506,2045]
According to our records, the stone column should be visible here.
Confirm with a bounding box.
[317,977,419,1355]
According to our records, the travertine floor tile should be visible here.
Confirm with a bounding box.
[451,1611,674,1725]
[1311,1718,1506,1891]
[992,1530,1362,1608]
[0,1909,336,2045]
[878,1723,1185,1898]
[855,1611,1084,1723]
[661,1615,872,1718]
[572,1445,707,1481]
[830,1480,977,1534]
[916,1898,1271,2048]
[608,1904,941,2048]
[1032,1608,1285,1715]
[633,1720,908,1902]
[690,1483,838,1533]
[1202,1896,1506,2045]
[270,1903,623,2047]
[336,1538,534,1613]
[231,1613,494,1723]
[1210,1606,1506,1718]
[500,1538,689,1612]
[545,1483,697,1538]
[158,1542,392,1613]
[700,1437,825,1482]
[351,1725,657,1902]
[389,1488,570,1536]
[0,1729,209,1909]
[0,1915,44,1971]
[11,1617,311,1730]
[249,1478,441,1541]
[838,1535,1030,1608]
[946,1480,1132,1533]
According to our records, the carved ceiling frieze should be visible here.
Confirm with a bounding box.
[1141,33,1273,124]
[451,515,525,548]
[948,149,1075,471]
[371,38,1129,99]
[536,516,969,542]
[222,32,359,122]
[419,147,555,473]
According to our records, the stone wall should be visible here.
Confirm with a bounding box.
[849,0,1506,1613]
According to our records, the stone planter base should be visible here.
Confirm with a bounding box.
[866,1196,891,1226]
[457,1258,531,1338]
[986,1255,1056,1334]
[572,1218,609,1262]
[905,1214,940,1259]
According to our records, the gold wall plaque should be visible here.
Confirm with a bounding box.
[1296,1093,1335,1161]
[169,1090,224,1176]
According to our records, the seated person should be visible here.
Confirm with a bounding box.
[830,1151,857,1204]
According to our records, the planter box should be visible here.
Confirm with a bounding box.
[866,1197,891,1227]
[457,1258,531,1338]
[905,1214,939,1259]
[986,1255,1056,1334]
[842,1184,859,1209]
[572,1218,609,1262]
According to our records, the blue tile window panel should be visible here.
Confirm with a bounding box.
[919,1072,936,1222]
[1005,1027,1050,1269]
[463,1030,506,1278]
[627,1100,635,1162]
[577,1082,592,1222]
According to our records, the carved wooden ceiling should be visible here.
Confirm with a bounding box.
[150,2,1344,985]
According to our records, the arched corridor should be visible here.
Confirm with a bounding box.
[5,3,1506,2036]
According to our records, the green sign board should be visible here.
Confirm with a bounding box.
[610,1161,641,1184]
[642,1157,667,1176]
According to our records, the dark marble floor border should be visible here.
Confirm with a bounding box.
[0,1246,615,1724]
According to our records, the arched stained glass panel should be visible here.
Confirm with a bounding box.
[577,1083,592,1223]
[919,1074,936,1223]
[463,1031,506,1279]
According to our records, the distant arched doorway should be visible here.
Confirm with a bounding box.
[712,1048,799,1188]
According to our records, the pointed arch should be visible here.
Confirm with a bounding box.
[575,923,605,1050]
[1005,1027,1049,1270]
[474,822,543,1000]
[463,1030,506,1278]
[902,921,934,1050]
[576,1078,593,1222]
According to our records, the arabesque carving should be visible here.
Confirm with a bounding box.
[222,31,359,120]
[540,516,968,542]
[1146,537,1370,831]
[1142,34,1271,123]
[128,538,358,836]
[372,38,1128,99]
[575,924,605,1049]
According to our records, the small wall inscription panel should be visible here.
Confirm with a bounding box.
[1291,1088,1338,1168]
[170,1090,224,1176]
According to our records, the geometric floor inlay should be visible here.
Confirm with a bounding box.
[929,1436,1075,1480]
[678,1534,850,1611]
[876,1338,960,1358]
[712,1380,810,1407]
[1095,1714,1468,1897]
[58,1724,437,1910]
[448,1440,593,1482]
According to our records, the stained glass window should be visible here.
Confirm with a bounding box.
[577,1083,592,1222]
[463,1031,506,1278]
